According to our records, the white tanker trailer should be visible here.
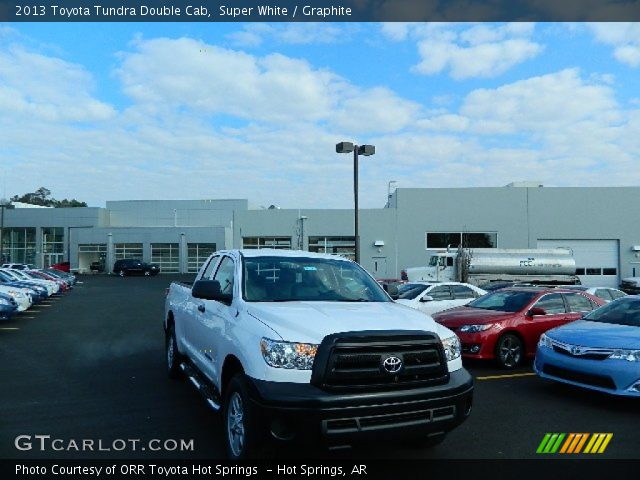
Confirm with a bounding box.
[404,247,579,286]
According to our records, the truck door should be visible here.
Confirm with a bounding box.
[183,255,219,371]
[192,255,236,382]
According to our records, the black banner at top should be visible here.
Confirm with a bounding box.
[1,0,640,22]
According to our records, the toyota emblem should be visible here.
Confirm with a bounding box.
[382,355,403,374]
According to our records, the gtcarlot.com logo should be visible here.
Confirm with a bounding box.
[536,433,613,454]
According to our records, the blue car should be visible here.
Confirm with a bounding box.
[0,292,18,320]
[535,296,640,397]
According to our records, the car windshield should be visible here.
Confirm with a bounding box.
[399,284,431,300]
[467,290,539,312]
[243,256,390,302]
[583,297,640,326]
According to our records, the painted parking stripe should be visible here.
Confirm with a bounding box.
[476,372,537,380]
[0,327,19,331]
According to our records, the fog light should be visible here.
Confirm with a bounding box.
[470,345,481,354]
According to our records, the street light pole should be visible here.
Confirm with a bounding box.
[336,142,375,265]
[0,200,10,264]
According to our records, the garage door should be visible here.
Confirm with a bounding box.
[537,240,619,287]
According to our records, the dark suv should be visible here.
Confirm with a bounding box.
[113,259,160,276]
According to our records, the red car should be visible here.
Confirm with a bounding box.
[432,287,606,369]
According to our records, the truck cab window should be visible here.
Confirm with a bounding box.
[213,257,235,296]
[201,255,220,280]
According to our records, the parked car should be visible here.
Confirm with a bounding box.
[165,249,473,459]
[50,261,71,272]
[478,281,519,292]
[42,268,77,286]
[0,268,58,295]
[90,261,104,272]
[1,263,34,270]
[563,286,627,303]
[619,277,640,295]
[396,282,487,316]
[113,259,159,276]
[0,275,47,303]
[0,283,32,311]
[535,296,640,397]
[0,292,19,320]
[433,287,606,369]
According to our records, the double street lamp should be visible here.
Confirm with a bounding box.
[335,142,376,264]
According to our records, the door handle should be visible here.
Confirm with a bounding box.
[198,304,205,313]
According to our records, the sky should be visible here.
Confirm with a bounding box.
[1,22,640,208]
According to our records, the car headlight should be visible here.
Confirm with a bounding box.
[8,290,23,298]
[459,324,493,333]
[538,333,553,349]
[0,298,9,305]
[441,335,461,361]
[260,338,318,370]
[609,349,640,362]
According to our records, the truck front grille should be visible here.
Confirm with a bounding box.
[311,332,449,392]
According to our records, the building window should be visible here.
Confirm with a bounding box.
[0,228,36,264]
[242,237,291,249]
[114,243,143,261]
[42,227,65,254]
[151,243,179,273]
[187,243,217,273]
[426,232,497,249]
[308,236,356,260]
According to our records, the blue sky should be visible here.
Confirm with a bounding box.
[1,22,640,208]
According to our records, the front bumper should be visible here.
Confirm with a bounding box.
[535,346,640,397]
[248,368,474,445]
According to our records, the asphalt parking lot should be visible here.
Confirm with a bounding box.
[1,275,638,459]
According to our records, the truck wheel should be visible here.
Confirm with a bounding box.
[496,333,523,369]
[223,374,260,460]
[166,325,182,379]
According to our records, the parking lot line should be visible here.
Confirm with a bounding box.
[0,327,19,331]
[476,372,537,381]
[19,316,35,319]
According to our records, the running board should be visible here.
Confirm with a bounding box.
[180,363,221,411]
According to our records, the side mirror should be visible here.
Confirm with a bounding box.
[527,306,546,317]
[386,284,399,298]
[420,295,434,302]
[192,280,232,304]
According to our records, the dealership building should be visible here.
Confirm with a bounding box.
[1,185,639,287]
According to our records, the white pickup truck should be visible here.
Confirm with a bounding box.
[164,249,473,458]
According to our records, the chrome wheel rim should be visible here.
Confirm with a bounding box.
[144,271,150,276]
[119,270,124,277]
[499,337,521,367]
[227,392,245,457]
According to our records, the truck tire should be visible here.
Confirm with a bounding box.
[496,333,523,369]
[223,374,261,460]
[166,325,182,379]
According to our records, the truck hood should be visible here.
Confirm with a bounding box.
[246,301,454,344]
[547,320,640,350]
[433,306,514,327]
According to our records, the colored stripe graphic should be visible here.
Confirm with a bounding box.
[538,433,613,454]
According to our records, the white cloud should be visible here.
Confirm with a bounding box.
[227,23,352,48]
[382,23,543,79]
[587,23,640,67]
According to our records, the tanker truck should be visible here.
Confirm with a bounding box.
[404,247,579,286]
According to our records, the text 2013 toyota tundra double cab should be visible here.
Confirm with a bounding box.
[164,249,473,458]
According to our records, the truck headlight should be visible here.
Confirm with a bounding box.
[609,349,640,362]
[459,324,493,333]
[538,333,553,349]
[260,338,318,370]
[442,335,461,361]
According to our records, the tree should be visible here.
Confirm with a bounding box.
[10,188,87,208]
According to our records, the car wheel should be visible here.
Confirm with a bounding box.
[223,374,261,460]
[166,325,182,379]
[118,270,125,277]
[496,333,523,369]
[144,271,151,276]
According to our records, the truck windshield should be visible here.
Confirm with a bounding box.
[243,256,390,302]
[467,290,538,312]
